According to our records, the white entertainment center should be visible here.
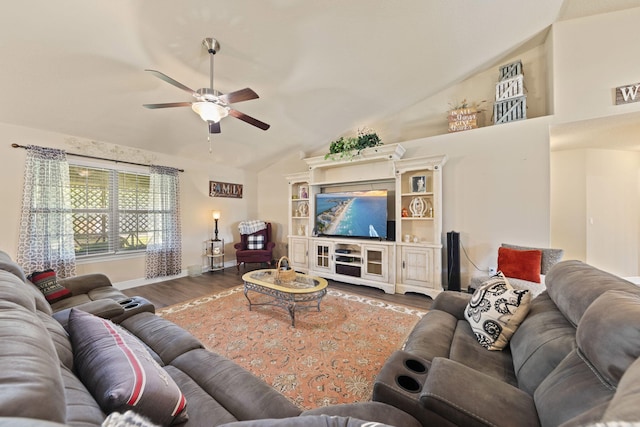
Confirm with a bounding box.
[286,143,447,298]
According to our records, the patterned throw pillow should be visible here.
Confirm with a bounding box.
[247,234,265,250]
[464,273,531,351]
[28,269,72,303]
[68,309,188,426]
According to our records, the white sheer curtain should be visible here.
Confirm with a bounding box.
[145,165,182,278]
[17,145,76,278]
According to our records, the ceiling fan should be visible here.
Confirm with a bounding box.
[143,38,269,134]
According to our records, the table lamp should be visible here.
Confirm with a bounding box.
[212,211,221,241]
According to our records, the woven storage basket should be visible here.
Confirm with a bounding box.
[276,256,297,282]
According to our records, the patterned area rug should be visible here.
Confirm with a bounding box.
[158,286,425,410]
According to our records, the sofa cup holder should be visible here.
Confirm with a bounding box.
[118,298,134,305]
[404,358,427,374]
[122,302,140,310]
[396,375,421,393]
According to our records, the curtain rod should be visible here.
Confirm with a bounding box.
[10,143,185,173]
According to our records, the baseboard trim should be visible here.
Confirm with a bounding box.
[114,271,188,290]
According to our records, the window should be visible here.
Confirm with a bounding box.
[69,164,151,257]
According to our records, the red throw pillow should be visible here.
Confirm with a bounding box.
[497,247,542,283]
[28,269,72,303]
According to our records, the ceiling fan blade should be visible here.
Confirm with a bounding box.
[145,69,199,98]
[219,88,259,104]
[228,109,270,131]
[143,102,192,109]
[208,121,221,134]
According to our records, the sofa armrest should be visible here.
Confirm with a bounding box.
[233,242,244,250]
[430,291,472,320]
[420,357,539,427]
[57,273,114,295]
[52,299,125,328]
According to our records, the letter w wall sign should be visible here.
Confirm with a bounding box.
[209,181,243,198]
[615,82,640,105]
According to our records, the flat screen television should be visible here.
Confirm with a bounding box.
[315,190,388,239]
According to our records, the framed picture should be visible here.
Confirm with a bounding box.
[411,175,427,193]
[298,186,309,199]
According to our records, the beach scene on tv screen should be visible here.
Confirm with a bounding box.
[315,190,387,238]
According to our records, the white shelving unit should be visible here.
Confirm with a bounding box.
[285,143,446,297]
[204,239,225,272]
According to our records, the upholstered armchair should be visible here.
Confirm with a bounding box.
[234,222,275,273]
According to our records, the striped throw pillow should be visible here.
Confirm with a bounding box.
[68,309,188,426]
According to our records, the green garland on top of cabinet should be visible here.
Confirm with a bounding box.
[324,128,382,160]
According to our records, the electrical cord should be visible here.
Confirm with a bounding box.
[460,237,484,272]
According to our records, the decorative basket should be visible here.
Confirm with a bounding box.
[276,256,297,282]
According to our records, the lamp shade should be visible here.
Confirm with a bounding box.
[192,102,229,123]
[212,211,221,220]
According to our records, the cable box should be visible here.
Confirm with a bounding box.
[336,256,355,263]
[335,249,352,254]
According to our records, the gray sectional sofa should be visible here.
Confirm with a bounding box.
[372,260,640,426]
[0,250,420,427]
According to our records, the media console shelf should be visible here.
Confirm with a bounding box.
[286,143,446,297]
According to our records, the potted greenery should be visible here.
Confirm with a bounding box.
[324,128,382,160]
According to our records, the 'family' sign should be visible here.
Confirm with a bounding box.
[209,181,243,198]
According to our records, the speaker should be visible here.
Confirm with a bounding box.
[447,231,461,291]
[386,220,396,241]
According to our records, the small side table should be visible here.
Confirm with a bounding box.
[206,239,225,272]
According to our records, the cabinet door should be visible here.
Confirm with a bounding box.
[401,246,434,287]
[362,245,388,283]
[312,240,333,273]
[289,237,308,270]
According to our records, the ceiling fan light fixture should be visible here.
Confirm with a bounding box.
[192,101,229,123]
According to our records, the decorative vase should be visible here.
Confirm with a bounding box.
[409,197,426,217]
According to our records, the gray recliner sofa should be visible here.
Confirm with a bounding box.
[373,260,640,426]
[0,251,420,427]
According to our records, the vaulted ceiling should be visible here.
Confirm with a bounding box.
[1,1,639,170]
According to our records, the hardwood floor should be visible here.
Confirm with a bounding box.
[123,265,433,311]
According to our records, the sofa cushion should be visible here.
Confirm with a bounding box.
[169,348,302,422]
[246,234,265,250]
[498,246,542,283]
[0,250,28,282]
[577,290,640,387]
[545,260,640,327]
[119,312,203,365]
[59,365,106,426]
[0,270,37,312]
[509,292,576,395]
[68,309,188,426]
[421,357,539,427]
[599,356,640,423]
[534,349,614,427]
[0,300,66,423]
[465,275,531,350]
[28,269,72,304]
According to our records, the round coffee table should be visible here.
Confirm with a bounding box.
[241,269,328,327]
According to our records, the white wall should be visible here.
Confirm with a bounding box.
[550,149,586,261]
[549,7,640,276]
[552,149,640,277]
[260,116,553,288]
[0,122,255,287]
[552,8,640,122]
